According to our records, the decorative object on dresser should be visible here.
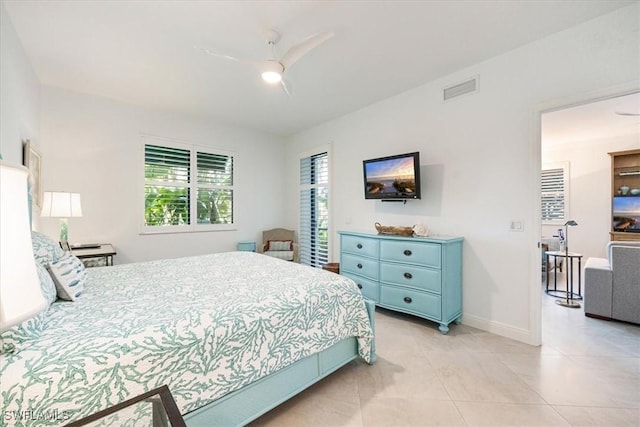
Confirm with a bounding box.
[339,231,463,334]
[374,222,415,236]
[609,149,640,241]
[0,161,48,332]
[40,191,83,245]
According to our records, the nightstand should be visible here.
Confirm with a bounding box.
[72,244,116,267]
[237,241,257,252]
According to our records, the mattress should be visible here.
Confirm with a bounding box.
[0,252,373,425]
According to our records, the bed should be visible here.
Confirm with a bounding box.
[1,246,375,426]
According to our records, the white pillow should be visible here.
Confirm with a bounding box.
[47,253,87,301]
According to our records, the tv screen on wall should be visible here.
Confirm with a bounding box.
[363,152,421,200]
[612,196,640,232]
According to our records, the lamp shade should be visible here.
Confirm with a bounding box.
[40,191,83,218]
[0,161,47,332]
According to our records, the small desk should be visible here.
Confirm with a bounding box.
[545,250,583,300]
[72,244,116,266]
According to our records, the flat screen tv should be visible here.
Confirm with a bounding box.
[363,152,421,200]
[612,196,640,232]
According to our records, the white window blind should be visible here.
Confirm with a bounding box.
[299,152,329,268]
[541,165,567,222]
[143,138,234,232]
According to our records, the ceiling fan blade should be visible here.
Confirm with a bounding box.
[195,45,265,69]
[280,32,334,70]
[280,78,292,97]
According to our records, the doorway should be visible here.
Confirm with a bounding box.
[535,89,640,345]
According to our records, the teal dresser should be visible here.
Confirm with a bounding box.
[339,231,463,334]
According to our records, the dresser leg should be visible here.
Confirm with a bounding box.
[438,323,450,334]
[454,316,462,325]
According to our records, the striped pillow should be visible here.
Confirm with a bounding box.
[47,253,87,301]
[267,240,293,251]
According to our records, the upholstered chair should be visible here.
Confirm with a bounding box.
[260,228,299,263]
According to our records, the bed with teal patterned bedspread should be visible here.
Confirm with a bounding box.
[1,251,374,426]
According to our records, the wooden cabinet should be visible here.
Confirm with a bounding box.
[609,149,640,242]
[339,231,463,334]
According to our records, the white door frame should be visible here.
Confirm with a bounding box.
[528,80,640,346]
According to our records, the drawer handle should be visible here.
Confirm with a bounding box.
[404,272,413,279]
[403,249,412,256]
[403,296,412,304]
[357,263,363,269]
[357,243,363,249]
[357,283,363,289]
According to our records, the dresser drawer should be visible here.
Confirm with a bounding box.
[380,240,441,268]
[341,253,379,280]
[380,285,442,320]
[341,234,379,258]
[342,272,379,301]
[380,262,441,293]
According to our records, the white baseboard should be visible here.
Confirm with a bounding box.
[462,313,537,346]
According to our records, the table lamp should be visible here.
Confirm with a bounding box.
[555,220,580,308]
[40,191,83,245]
[0,161,47,332]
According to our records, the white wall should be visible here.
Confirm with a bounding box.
[0,2,40,164]
[39,86,286,263]
[542,134,639,259]
[284,4,639,344]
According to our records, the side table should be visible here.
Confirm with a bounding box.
[237,241,257,252]
[545,250,583,302]
[72,244,116,267]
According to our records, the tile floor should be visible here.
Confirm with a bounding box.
[251,276,639,426]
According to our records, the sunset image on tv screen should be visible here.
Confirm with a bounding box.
[365,157,416,196]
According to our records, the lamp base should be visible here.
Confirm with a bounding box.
[555,299,581,309]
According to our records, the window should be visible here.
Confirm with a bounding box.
[299,151,329,267]
[142,137,234,233]
[541,162,569,223]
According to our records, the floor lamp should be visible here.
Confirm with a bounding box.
[555,220,580,308]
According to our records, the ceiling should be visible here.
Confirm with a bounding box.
[3,0,636,137]
[542,92,640,146]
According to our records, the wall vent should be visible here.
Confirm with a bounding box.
[443,76,478,101]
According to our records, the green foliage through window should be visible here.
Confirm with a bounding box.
[144,142,234,228]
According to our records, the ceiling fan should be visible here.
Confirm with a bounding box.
[199,29,334,95]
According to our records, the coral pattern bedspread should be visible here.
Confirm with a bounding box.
[1,252,373,426]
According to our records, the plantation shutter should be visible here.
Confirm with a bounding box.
[196,152,234,225]
[142,138,235,231]
[541,167,566,222]
[144,144,191,226]
[299,152,329,268]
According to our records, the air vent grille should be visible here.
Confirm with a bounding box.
[443,77,478,101]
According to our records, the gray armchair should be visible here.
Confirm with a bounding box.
[584,241,640,324]
[260,228,299,263]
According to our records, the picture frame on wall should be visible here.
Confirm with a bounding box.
[22,139,42,209]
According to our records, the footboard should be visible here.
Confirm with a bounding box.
[184,299,376,426]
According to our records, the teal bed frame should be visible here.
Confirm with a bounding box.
[184,300,377,426]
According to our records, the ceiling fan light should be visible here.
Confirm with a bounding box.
[261,71,282,84]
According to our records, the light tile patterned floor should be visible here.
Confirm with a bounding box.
[251,282,640,426]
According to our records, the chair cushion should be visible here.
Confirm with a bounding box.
[264,250,294,261]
